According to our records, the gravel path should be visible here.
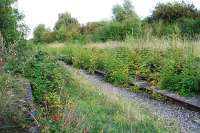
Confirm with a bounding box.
[63,63,200,133]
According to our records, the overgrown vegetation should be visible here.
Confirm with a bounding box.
[1,0,200,132]
[0,74,31,132]
[0,0,30,131]
[3,47,178,132]
[33,0,200,96]
[44,41,200,96]
[33,0,200,44]
[0,0,25,44]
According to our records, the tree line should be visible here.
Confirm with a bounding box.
[32,0,200,44]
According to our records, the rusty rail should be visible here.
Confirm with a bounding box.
[94,69,200,112]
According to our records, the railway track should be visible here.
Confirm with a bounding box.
[59,61,200,133]
[94,69,200,112]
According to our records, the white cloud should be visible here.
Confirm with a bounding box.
[17,0,200,38]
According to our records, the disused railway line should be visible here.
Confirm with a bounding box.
[94,68,200,112]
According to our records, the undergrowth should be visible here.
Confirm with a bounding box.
[0,74,31,132]
[44,43,200,96]
[4,47,178,132]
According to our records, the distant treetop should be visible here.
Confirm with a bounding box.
[148,1,200,23]
[112,0,138,22]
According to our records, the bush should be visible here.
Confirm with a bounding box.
[33,24,55,43]
[150,22,180,38]
[160,48,200,96]
[95,21,142,42]
[23,51,68,103]
[177,18,200,38]
[104,57,129,86]
[96,22,125,41]
[133,50,162,85]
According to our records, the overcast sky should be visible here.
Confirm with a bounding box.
[17,0,200,38]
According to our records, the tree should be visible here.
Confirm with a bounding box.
[81,22,105,35]
[0,0,27,66]
[33,24,54,43]
[0,33,4,71]
[148,1,200,23]
[177,18,200,38]
[54,12,80,42]
[112,0,138,22]
[0,0,26,44]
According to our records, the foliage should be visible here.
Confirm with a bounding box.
[54,12,80,42]
[4,44,177,132]
[0,0,28,73]
[48,42,200,96]
[0,0,27,47]
[0,0,183,132]
[92,0,142,42]
[96,21,125,41]
[112,0,138,22]
[177,18,200,38]
[80,21,106,43]
[94,20,142,42]
[33,24,55,43]
[32,1,200,43]
[150,22,180,38]
[37,59,178,133]
[31,0,143,43]
[23,51,67,103]
[146,1,200,38]
[148,1,200,23]
[160,48,200,96]
[0,34,5,70]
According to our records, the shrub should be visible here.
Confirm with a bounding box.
[151,22,180,38]
[103,48,133,86]
[127,49,162,86]
[23,51,68,103]
[177,18,200,38]
[94,21,142,42]
[96,22,126,41]
[160,48,200,96]
[105,60,129,86]
[33,24,55,44]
